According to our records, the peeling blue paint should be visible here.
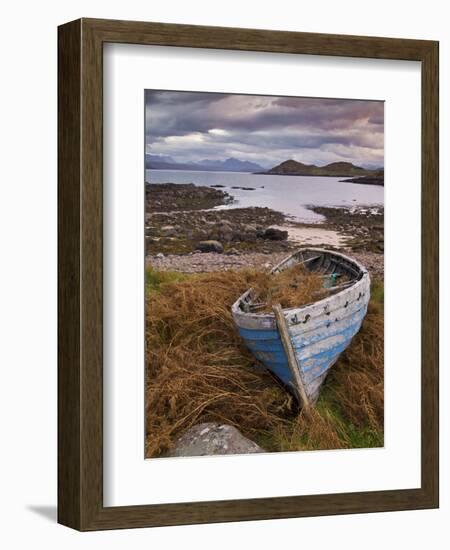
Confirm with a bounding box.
[237,306,367,398]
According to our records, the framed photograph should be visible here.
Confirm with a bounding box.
[58,18,439,530]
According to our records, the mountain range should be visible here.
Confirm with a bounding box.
[146,155,264,173]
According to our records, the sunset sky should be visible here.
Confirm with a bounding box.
[145,90,384,169]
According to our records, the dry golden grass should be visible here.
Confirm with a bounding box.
[269,300,384,452]
[250,264,324,312]
[145,267,384,457]
[327,300,384,431]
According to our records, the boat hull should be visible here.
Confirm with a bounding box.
[231,248,371,403]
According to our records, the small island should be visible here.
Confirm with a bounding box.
[339,173,384,186]
[258,159,383,184]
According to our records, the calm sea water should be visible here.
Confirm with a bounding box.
[146,169,384,223]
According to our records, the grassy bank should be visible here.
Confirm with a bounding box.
[145,267,384,458]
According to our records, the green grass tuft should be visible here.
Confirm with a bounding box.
[145,267,188,294]
[371,279,384,310]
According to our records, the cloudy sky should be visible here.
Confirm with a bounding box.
[145,90,384,169]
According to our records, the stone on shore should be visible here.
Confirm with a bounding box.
[166,422,265,457]
[195,240,224,253]
[263,227,288,241]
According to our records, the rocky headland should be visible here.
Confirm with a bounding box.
[146,183,291,255]
[146,182,233,212]
[340,174,384,186]
[308,206,384,253]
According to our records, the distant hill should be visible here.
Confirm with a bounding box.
[199,158,264,172]
[262,159,380,177]
[147,154,176,164]
[146,158,199,171]
[145,155,263,173]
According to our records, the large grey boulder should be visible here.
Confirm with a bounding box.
[167,422,265,457]
[195,240,224,253]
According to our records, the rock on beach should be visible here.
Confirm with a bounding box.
[166,422,265,457]
[195,240,224,253]
[262,227,288,241]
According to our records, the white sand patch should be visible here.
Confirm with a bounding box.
[274,225,348,247]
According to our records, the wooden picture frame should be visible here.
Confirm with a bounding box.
[58,18,439,531]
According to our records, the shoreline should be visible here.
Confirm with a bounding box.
[146,182,384,278]
[147,250,384,280]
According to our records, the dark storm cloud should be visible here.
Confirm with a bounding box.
[145,90,384,168]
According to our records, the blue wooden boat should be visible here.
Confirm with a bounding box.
[231,248,371,404]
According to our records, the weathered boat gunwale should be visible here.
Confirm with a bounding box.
[238,298,367,345]
[233,283,367,330]
[232,263,369,331]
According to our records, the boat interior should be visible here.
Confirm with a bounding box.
[239,249,365,314]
